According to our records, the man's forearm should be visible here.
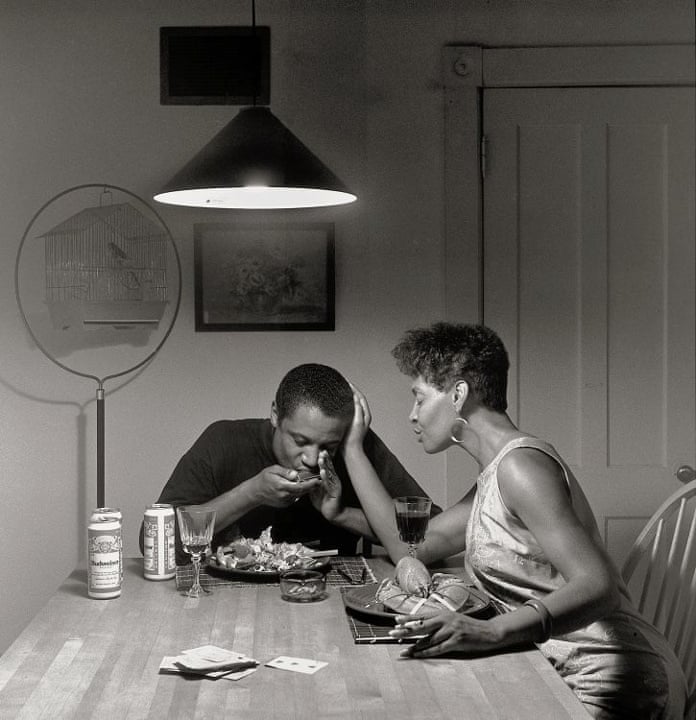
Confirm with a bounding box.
[330,506,378,542]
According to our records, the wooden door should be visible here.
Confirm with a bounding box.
[482,87,695,565]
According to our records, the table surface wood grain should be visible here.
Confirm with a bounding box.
[0,558,591,719]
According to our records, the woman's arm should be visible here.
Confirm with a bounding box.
[394,448,621,656]
[494,449,621,635]
[342,388,473,565]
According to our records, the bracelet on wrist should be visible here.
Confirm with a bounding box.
[523,597,553,643]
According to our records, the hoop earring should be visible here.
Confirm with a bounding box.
[450,416,468,445]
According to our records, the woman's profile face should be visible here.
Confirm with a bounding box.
[408,375,457,454]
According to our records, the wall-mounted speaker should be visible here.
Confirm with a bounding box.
[160,26,270,105]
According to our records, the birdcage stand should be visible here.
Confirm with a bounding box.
[15,183,182,514]
[97,384,105,508]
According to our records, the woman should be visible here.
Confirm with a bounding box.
[335,322,687,720]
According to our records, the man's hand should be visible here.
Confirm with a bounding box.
[248,465,320,508]
[342,384,372,456]
[309,451,343,521]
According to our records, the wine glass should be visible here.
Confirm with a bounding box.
[394,496,432,558]
[176,507,216,598]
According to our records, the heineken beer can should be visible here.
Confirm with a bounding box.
[87,517,122,599]
[143,503,176,580]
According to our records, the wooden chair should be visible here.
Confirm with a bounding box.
[621,479,696,718]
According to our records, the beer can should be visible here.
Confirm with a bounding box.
[90,507,122,524]
[87,517,122,599]
[90,508,123,583]
[143,503,176,580]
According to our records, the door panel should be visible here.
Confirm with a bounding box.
[482,87,695,565]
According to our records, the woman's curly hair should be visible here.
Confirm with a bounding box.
[391,323,509,412]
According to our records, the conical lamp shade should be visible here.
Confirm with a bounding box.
[153,107,357,209]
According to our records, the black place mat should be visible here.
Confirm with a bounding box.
[340,580,493,644]
[176,555,375,591]
[339,587,424,644]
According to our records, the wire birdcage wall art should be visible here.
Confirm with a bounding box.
[15,183,182,508]
[40,200,169,330]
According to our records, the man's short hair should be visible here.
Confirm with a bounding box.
[391,323,509,412]
[275,363,354,421]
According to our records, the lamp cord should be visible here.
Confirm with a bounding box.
[251,0,258,106]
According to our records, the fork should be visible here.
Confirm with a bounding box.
[337,566,368,585]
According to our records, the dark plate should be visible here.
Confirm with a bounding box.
[341,582,491,624]
[206,556,331,582]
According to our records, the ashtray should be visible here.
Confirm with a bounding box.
[279,569,327,603]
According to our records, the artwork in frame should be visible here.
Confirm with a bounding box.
[194,222,335,331]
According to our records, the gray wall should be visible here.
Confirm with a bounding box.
[0,0,692,654]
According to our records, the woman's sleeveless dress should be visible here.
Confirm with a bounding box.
[464,436,687,720]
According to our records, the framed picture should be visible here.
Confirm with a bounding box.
[194,222,335,331]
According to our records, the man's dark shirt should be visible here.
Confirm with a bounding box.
[139,419,440,563]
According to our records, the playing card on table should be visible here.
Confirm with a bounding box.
[182,645,242,662]
[159,656,257,681]
[160,644,258,680]
[265,656,328,675]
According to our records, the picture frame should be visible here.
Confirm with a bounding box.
[194,222,335,331]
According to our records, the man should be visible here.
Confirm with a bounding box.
[140,363,439,563]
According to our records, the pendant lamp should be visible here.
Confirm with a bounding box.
[154,0,355,210]
[153,106,356,209]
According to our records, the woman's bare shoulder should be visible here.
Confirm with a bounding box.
[497,446,569,514]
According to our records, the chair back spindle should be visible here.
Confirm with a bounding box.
[621,480,696,717]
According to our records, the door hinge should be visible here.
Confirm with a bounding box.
[480,134,488,179]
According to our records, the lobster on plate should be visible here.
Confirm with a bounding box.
[376,556,478,617]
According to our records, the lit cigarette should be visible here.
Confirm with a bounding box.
[403,618,425,629]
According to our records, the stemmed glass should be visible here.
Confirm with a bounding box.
[176,507,216,598]
[394,496,432,558]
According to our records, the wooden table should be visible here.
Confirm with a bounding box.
[0,558,590,719]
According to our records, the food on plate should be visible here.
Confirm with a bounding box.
[376,558,476,617]
[210,526,325,572]
[394,556,432,597]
